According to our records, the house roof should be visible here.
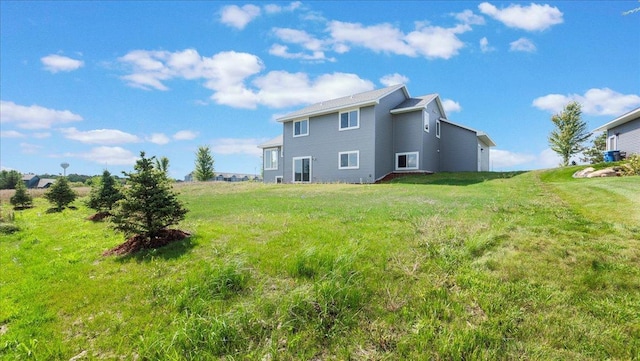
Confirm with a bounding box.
[22,173,38,181]
[257,134,283,148]
[276,84,409,122]
[440,118,497,147]
[37,178,55,188]
[390,94,439,113]
[593,107,640,132]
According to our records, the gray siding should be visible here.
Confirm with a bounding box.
[439,122,477,172]
[392,112,422,167]
[608,117,640,155]
[374,88,408,179]
[262,146,283,183]
[283,106,377,183]
[478,139,491,171]
[424,102,444,172]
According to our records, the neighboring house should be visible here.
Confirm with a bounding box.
[258,84,495,183]
[36,178,55,189]
[593,107,640,156]
[184,172,261,182]
[22,174,40,189]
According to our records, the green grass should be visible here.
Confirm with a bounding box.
[1,171,639,360]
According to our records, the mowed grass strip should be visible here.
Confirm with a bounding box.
[0,171,638,359]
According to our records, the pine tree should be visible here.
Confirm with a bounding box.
[194,145,215,181]
[155,156,170,176]
[548,101,591,167]
[87,170,123,214]
[111,152,188,243]
[10,180,33,209]
[44,177,77,211]
[580,133,607,164]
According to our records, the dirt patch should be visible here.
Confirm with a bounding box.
[103,229,190,256]
[88,212,111,222]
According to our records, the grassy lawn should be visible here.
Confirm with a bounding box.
[1,171,638,359]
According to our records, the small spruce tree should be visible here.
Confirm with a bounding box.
[87,170,123,215]
[194,145,215,181]
[111,152,188,243]
[580,133,607,164]
[10,180,33,209]
[44,177,77,211]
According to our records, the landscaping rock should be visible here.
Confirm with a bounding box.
[586,168,619,178]
[573,167,595,178]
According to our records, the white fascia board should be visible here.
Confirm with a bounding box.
[277,100,380,123]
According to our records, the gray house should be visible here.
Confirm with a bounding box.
[593,107,640,156]
[258,84,495,183]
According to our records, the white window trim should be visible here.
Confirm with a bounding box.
[338,150,360,170]
[275,176,283,184]
[608,135,617,151]
[395,152,419,170]
[293,156,312,183]
[423,110,430,133]
[293,119,309,137]
[435,119,441,138]
[339,108,360,131]
[264,148,279,170]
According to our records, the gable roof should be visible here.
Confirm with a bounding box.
[390,93,446,118]
[440,118,497,147]
[593,107,640,132]
[257,135,283,148]
[276,84,409,122]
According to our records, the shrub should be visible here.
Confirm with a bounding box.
[86,170,123,214]
[623,154,640,175]
[43,177,77,211]
[10,180,33,209]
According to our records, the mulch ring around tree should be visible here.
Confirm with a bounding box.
[87,212,111,222]
[103,229,190,256]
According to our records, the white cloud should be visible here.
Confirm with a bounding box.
[41,54,84,73]
[20,142,43,155]
[270,28,334,62]
[1,130,25,138]
[441,99,462,113]
[380,73,409,87]
[532,88,640,116]
[264,2,301,14]
[72,146,138,166]
[479,2,563,31]
[60,127,140,145]
[33,132,51,139]
[0,101,83,129]
[453,9,485,25]
[510,38,536,52]
[147,133,170,145]
[268,44,332,62]
[405,23,470,59]
[537,148,564,169]
[173,130,198,140]
[211,138,266,157]
[219,4,261,30]
[479,37,495,52]
[490,149,537,169]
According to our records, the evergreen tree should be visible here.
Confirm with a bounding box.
[155,156,170,176]
[87,170,123,213]
[111,152,188,243]
[0,170,22,190]
[548,101,591,167]
[194,145,215,181]
[44,177,77,211]
[10,180,33,209]
[580,133,607,164]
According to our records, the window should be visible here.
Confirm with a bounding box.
[293,157,311,182]
[396,152,419,170]
[423,110,429,133]
[338,151,359,169]
[294,119,308,137]
[435,119,441,138]
[275,176,283,184]
[264,148,278,170]
[339,109,359,130]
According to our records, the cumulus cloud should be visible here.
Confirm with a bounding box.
[479,2,563,31]
[173,130,198,140]
[441,99,462,113]
[490,149,537,169]
[147,133,170,145]
[118,48,377,109]
[453,9,486,25]
[532,88,640,116]
[220,4,261,29]
[380,73,409,87]
[60,127,140,145]
[510,38,536,52]
[72,146,138,166]
[211,138,266,157]
[20,142,43,155]
[0,101,83,129]
[264,2,302,14]
[479,37,495,52]
[41,54,84,73]
[270,28,334,62]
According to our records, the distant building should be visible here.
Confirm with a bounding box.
[184,172,261,183]
[22,174,40,189]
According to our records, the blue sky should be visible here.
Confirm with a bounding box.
[1,1,639,179]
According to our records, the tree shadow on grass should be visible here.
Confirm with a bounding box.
[107,230,196,263]
[389,171,529,186]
